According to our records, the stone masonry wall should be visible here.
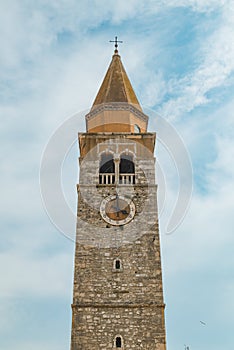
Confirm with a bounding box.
[70,133,167,350]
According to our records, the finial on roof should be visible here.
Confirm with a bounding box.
[109,36,123,54]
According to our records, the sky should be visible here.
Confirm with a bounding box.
[1,1,234,349]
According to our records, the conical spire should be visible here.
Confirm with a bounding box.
[92,51,142,111]
[86,49,148,133]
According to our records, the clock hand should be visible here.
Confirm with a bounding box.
[116,193,120,218]
[121,209,128,215]
[110,205,119,211]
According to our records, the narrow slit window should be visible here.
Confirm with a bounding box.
[115,260,121,270]
[116,336,122,348]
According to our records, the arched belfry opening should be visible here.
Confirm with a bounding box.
[119,153,135,184]
[119,153,135,173]
[99,153,115,184]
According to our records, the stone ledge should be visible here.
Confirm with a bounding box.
[76,184,158,189]
[85,103,149,123]
[71,303,166,309]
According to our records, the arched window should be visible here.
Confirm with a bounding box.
[115,336,122,348]
[119,153,135,184]
[134,124,141,133]
[99,153,115,184]
[100,153,115,173]
[120,154,134,173]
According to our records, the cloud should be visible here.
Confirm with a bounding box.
[158,96,234,310]
[159,99,234,350]
[0,248,73,298]
[163,0,227,12]
[158,1,234,119]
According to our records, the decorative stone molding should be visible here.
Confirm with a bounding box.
[86,102,149,124]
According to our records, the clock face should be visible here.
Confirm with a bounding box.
[100,195,135,226]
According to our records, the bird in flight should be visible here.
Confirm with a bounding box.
[200,320,206,325]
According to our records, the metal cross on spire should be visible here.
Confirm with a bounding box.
[109,36,123,54]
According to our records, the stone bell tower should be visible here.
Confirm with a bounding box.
[70,44,167,349]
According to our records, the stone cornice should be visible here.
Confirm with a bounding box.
[85,103,149,124]
[72,302,166,309]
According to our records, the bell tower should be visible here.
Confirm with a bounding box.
[70,46,167,349]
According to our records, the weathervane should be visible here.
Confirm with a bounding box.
[109,36,123,54]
